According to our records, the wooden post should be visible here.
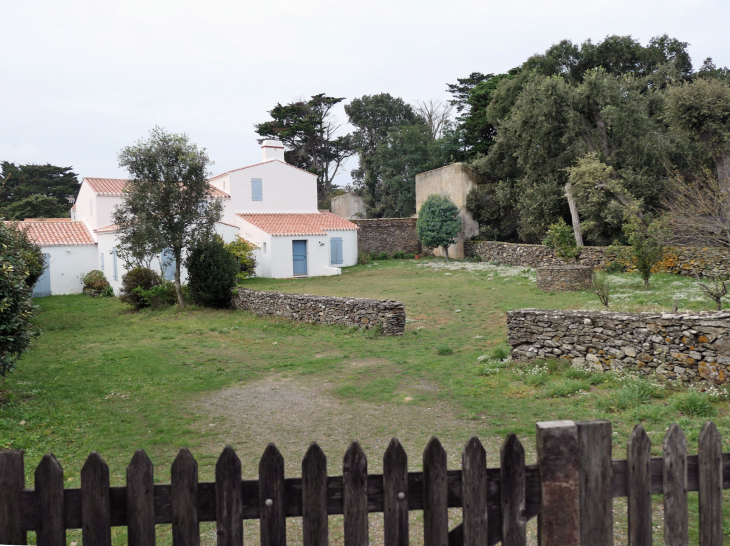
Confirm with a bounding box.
[343,441,368,546]
[259,444,285,546]
[81,451,112,546]
[698,421,722,546]
[500,434,526,546]
[302,443,328,546]
[627,425,652,546]
[461,436,487,546]
[576,420,612,546]
[423,437,448,546]
[0,450,26,546]
[663,424,688,546]
[171,448,200,546]
[536,420,580,546]
[383,438,408,546]
[35,453,65,546]
[216,446,243,546]
[127,449,156,546]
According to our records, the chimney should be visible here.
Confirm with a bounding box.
[261,140,285,162]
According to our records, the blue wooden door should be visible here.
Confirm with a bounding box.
[292,240,307,275]
[32,253,51,297]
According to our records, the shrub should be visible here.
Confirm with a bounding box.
[543,218,581,263]
[416,194,461,259]
[185,236,239,308]
[436,345,453,355]
[392,251,405,259]
[82,270,110,291]
[225,236,257,280]
[99,285,115,298]
[376,252,389,260]
[131,281,176,308]
[357,252,371,265]
[404,253,416,259]
[603,261,626,273]
[591,270,611,309]
[672,391,717,418]
[120,267,163,309]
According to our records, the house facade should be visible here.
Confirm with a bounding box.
[11,140,358,296]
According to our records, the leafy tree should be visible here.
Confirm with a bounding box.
[416,194,461,259]
[0,162,78,218]
[613,214,667,288]
[255,94,355,206]
[0,194,70,220]
[185,236,239,308]
[225,236,257,280]
[113,127,222,307]
[543,218,581,262]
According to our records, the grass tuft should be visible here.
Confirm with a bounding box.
[436,345,453,356]
[672,391,717,418]
[544,379,590,398]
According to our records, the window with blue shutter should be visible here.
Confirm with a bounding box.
[251,178,263,201]
[331,237,343,265]
[112,248,118,281]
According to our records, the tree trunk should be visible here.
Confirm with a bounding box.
[444,245,450,261]
[564,183,584,247]
[174,250,185,308]
[717,145,730,200]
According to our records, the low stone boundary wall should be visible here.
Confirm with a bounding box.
[465,240,730,278]
[536,266,592,291]
[352,218,422,256]
[508,308,730,384]
[233,288,405,335]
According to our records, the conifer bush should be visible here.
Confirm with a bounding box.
[186,236,239,308]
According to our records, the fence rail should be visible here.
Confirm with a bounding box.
[0,420,728,546]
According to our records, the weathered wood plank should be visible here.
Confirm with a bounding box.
[627,425,652,546]
[127,449,155,546]
[343,441,368,546]
[81,451,112,546]
[0,449,26,545]
[171,448,200,546]
[500,434,526,546]
[423,437,448,546]
[302,443,328,546]
[259,444,285,546]
[383,438,408,546]
[536,420,580,546]
[663,424,688,546]
[698,421,722,546]
[577,420,612,546]
[461,436,487,546]
[216,446,243,546]
[35,453,65,546]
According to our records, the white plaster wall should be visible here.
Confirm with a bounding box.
[268,232,356,278]
[332,230,358,267]
[75,182,97,233]
[95,196,122,232]
[215,222,240,244]
[41,244,98,295]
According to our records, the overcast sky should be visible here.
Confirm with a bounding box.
[2,0,728,187]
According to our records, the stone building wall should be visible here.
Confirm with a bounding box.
[352,218,422,256]
[331,193,367,220]
[508,308,730,384]
[233,288,405,335]
[465,240,730,278]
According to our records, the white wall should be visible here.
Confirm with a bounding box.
[41,244,98,295]
[95,196,122,232]
[75,182,97,232]
[267,230,357,278]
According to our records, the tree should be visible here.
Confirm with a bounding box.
[0,194,70,220]
[0,162,78,218]
[416,194,462,259]
[185,236,239,308]
[413,99,453,139]
[255,94,355,206]
[113,127,222,307]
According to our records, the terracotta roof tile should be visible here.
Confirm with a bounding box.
[237,212,358,236]
[6,220,95,246]
[83,178,230,198]
[94,224,118,233]
[24,218,73,222]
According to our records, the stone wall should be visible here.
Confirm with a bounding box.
[352,218,422,256]
[536,266,592,291]
[465,240,730,278]
[233,288,406,335]
[508,308,730,384]
[331,193,366,220]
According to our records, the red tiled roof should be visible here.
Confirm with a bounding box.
[94,224,118,233]
[209,159,317,181]
[83,178,230,198]
[236,212,358,236]
[24,218,73,222]
[6,220,95,246]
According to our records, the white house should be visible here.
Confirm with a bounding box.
[11,140,359,296]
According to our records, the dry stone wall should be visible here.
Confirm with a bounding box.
[465,240,730,278]
[536,266,592,291]
[233,288,405,335]
[508,308,730,384]
[352,218,422,256]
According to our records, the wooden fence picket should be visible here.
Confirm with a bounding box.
[216,446,243,546]
[259,444,286,546]
[423,437,448,546]
[500,434,526,546]
[81,451,112,546]
[627,425,652,546]
[35,453,65,546]
[171,448,200,546]
[577,420,612,546]
[698,421,722,546]
[0,449,26,546]
[663,424,688,546]
[302,443,328,546]
[343,441,368,546]
[383,438,408,546]
[127,449,155,546]
[461,436,487,546]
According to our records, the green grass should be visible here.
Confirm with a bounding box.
[2,258,730,544]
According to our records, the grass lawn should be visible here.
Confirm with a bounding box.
[2,258,730,545]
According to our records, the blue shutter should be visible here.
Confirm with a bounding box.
[112,248,118,281]
[101,253,105,271]
[251,178,263,201]
[331,237,343,265]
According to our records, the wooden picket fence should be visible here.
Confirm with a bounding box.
[0,419,728,546]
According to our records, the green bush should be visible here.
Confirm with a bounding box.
[99,285,115,298]
[224,236,257,280]
[376,252,389,260]
[603,261,626,273]
[404,253,416,259]
[82,270,110,291]
[416,194,461,259]
[185,236,239,308]
[543,218,581,263]
[392,251,405,259]
[120,267,163,309]
[358,252,371,265]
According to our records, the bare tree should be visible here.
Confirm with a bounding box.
[694,269,729,311]
[413,99,454,139]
